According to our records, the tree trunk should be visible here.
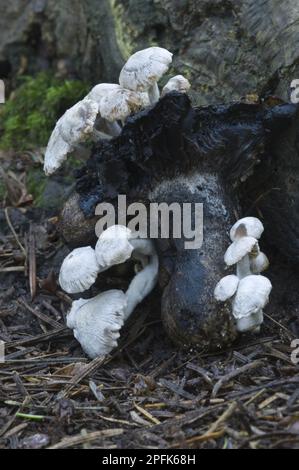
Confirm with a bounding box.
[1,0,299,103]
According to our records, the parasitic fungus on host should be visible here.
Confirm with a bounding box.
[43,46,299,358]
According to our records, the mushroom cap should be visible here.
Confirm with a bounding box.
[67,289,127,358]
[43,126,71,176]
[232,274,272,320]
[44,99,98,175]
[214,274,239,302]
[59,246,99,294]
[250,251,269,274]
[119,47,173,92]
[224,236,259,266]
[95,225,134,268]
[161,75,191,96]
[86,83,121,109]
[230,217,264,241]
[99,88,144,122]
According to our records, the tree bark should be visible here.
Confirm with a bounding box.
[1,0,299,103]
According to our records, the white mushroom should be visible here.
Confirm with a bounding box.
[161,75,191,96]
[99,88,144,125]
[44,99,98,175]
[119,47,173,104]
[214,216,271,334]
[85,83,123,136]
[67,290,127,358]
[88,84,150,134]
[214,274,239,302]
[230,217,264,242]
[232,275,272,332]
[85,83,121,107]
[66,226,159,358]
[224,235,259,279]
[59,246,100,294]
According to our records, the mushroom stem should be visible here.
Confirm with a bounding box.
[106,121,122,136]
[236,309,263,332]
[91,129,112,141]
[124,240,159,321]
[236,254,251,279]
[148,82,160,104]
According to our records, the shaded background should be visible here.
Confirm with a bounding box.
[1,0,299,104]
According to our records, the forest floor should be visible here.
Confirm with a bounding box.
[0,151,299,449]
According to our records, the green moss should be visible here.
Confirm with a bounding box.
[26,167,47,207]
[0,73,90,151]
[110,0,135,59]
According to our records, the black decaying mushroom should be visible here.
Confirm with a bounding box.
[58,92,299,350]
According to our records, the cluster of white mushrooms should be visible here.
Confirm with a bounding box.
[214,217,272,333]
[59,225,158,358]
[43,47,190,176]
[44,47,275,355]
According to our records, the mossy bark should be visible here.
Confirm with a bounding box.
[2,0,299,104]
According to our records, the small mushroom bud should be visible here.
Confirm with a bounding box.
[161,75,191,96]
[250,251,269,274]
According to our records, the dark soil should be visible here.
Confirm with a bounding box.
[0,153,299,450]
